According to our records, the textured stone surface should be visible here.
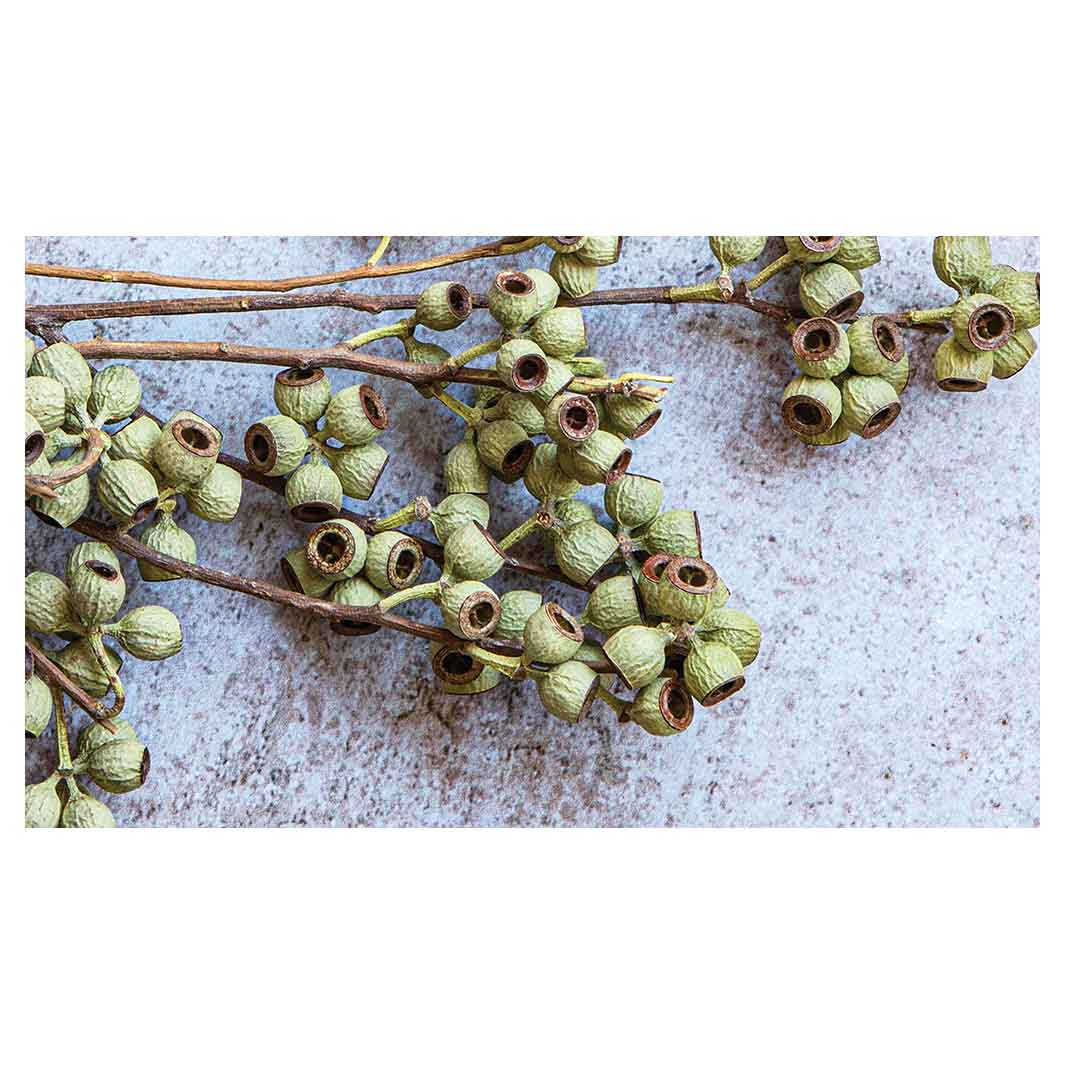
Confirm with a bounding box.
[25,236,1040,827]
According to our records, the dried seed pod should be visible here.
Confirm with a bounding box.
[96,458,159,526]
[710,236,767,272]
[932,236,992,296]
[280,546,336,598]
[79,737,151,794]
[783,236,842,263]
[69,558,126,627]
[53,639,122,699]
[328,442,390,501]
[65,541,119,584]
[185,462,243,523]
[799,262,864,320]
[568,431,632,486]
[933,337,994,393]
[273,367,333,425]
[831,236,881,271]
[840,374,902,438]
[553,519,619,587]
[442,521,505,581]
[522,602,584,664]
[439,580,501,639]
[576,236,622,267]
[444,435,492,495]
[329,576,382,636]
[791,317,851,379]
[110,415,162,467]
[88,365,142,424]
[603,625,672,689]
[551,498,597,539]
[604,474,663,529]
[429,494,491,546]
[878,356,910,396]
[475,418,534,480]
[641,509,702,557]
[683,639,745,706]
[414,281,473,332]
[25,375,66,432]
[25,412,46,466]
[523,267,560,317]
[30,342,92,412]
[991,271,1039,329]
[495,393,545,436]
[285,462,343,523]
[847,316,905,376]
[496,337,550,393]
[138,511,197,582]
[25,571,81,635]
[244,414,309,476]
[61,787,116,828]
[494,589,543,641]
[306,519,368,580]
[153,415,220,492]
[364,532,424,592]
[108,605,183,660]
[629,676,694,736]
[429,643,501,696]
[655,557,718,623]
[698,607,762,666]
[487,270,540,331]
[528,307,587,360]
[992,328,1037,380]
[951,293,1015,352]
[534,660,600,724]
[637,556,667,619]
[77,718,137,762]
[545,236,587,255]
[324,384,389,448]
[580,574,643,633]
[30,451,91,528]
[543,393,599,447]
[549,252,598,299]
[603,393,663,439]
[25,673,53,738]
[781,375,843,437]
[25,776,63,829]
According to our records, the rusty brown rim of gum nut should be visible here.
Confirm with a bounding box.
[701,674,747,708]
[495,271,535,298]
[781,394,835,436]
[244,422,280,471]
[172,417,219,459]
[664,556,718,598]
[276,366,326,389]
[659,678,695,730]
[432,646,484,686]
[358,384,389,430]
[799,236,842,256]
[456,589,501,638]
[791,318,844,363]
[553,395,598,443]
[509,351,549,393]
[386,538,424,589]
[306,522,358,576]
[966,301,1015,352]
[446,283,473,321]
[824,289,865,322]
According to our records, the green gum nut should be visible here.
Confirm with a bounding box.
[535,660,600,724]
[110,415,162,467]
[414,281,473,332]
[637,555,666,618]
[528,307,587,360]
[69,557,126,627]
[439,579,501,639]
[951,293,1015,353]
[496,337,551,393]
[683,639,745,707]
[575,236,622,267]
[80,738,150,794]
[475,419,533,480]
[784,236,843,263]
[171,409,222,446]
[780,375,843,437]
[61,789,117,829]
[630,676,694,736]
[698,607,762,666]
[88,365,142,424]
[286,462,343,523]
[26,451,50,484]
[364,531,424,592]
[710,236,767,271]
[66,541,120,585]
[523,267,560,317]
[655,557,719,623]
[831,236,881,271]
[109,605,183,660]
[992,328,1037,380]
[553,519,619,587]
[543,392,599,447]
[77,718,137,762]
[444,435,491,495]
[329,576,382,637]
[487,270,541,331]
[30,342,92,412]
[495,393,545,436]
[932,236,992,296]
[25,673,53,738]
[25,336,37,373]
[153,416,220,492]
[545,236,588,255]
[878,356,910,396]
[25,412,46,466]
[25,571,81,635]
[551,498,597,539]
[847,316,906,376]
[569,431,632,486]
[185,462,243,522]
[840,374,902,438]
[443,521,505,581]
[549,251,598,299]
[494,589,543,641]
[25,375,66,433]
[429,643,502,696]
[580,574,643,633]
[273,367,333,425]
[328,442,390,501]
[642,509,702,557]
[138,512,197,582]
[604,474,663,529]
[280,546,336,598]
[797,420,852,447]
[603,624,671,690]
[522,602,584,664]
[799,262,865,320]
[306,518,368,580]
[991,271,1039,329]
[96,458,159,526]
[244,414,309,476]
[325,384,389,447]
[524,442,580,502]
[31,451,91,528]
[791,318,851,379]
[933,337,993,393]
[430,494,491,546]
[53,639,122,699]
[25,777,63,829]
[604,393,664,439]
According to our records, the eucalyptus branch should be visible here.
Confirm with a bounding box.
[25,641,119,735]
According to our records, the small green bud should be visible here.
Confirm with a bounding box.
[53,639,122,699]
[25,412,46,466]
[25,375,66,432]
[604,474,663,529]
[138,511,197,582]
[580,574,643,633]
[286,462,344,523]
[549,252,598,299]
[444,434,491,495]
[710,236,766,272]
[153,416,220,492]
[523,442,580,502]
[96,458,160,526]
[244,414,309,476]
[364,532,424,592]
[603,394,664,439]
[543,392,599,447]
[522,602,584,665]
[77,718,137,761]
[524,267,561,317]
[831,236,881,271]
[534,660,600,724]
[110,415,162,467]
[603,624,671,690]
[698,607,762,666]
[442,521,505,581]
[932,236,992,296]
[991,328,1037,380]
[429,643,502,696]
[108,605,183,660]
[799,262,864,320]
[273,367,333,425]
[329,576,382,636]
[847,315,906,376]
[439,579,501,639]
[991,271,1039,330]
[553,519,619,587]
[306,519,368,580]
[575,236,622,267]
[414,281,473,332]
[791,317,851,378]
[641,509,702,557]
[30,342,92,412]
[88,365,142,424]
[69,557,126,627]
[528,307,587,360]
[781,374,843,437]
[25,571,81,635]
[951,293,1015,353]
[567,430,632,486]
[185,462,243,523]
[840,374,902,438]
[683,639,745,707]
[77,737,150,794]
[487,270,540,331]
[280,546,336,597]
[25,775,63,828]
[933,337,993,392]
[61,786,117,828]
[30,450,91,528]
[494,589,543,641]
[475,418,533,480]
[25,672,53,738]
[629,676,694,736]
[325,384,389,447]
[545,236,588,255]
[655,557,718,623]
[328,442,390,501]
[429,494,491,546]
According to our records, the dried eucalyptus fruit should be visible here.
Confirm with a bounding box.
[487,270,540,331]
[185,462,243,522]
[25,774,63,829]
[791,318,851,379]
[25,413,46,467]
[528,307,587,360]
[328,442,390,500]
[429,643,502,696]
[553,519,619,587]
[784,236,842,263]
[603,394,663,439]
[549,252,598,299]
[428,494,491,546]
[414,281,473,332]
[330,576,382,636]
[444,434,492,495]
[153,415,220,492]
[566,430,632,486]
[683,639,745,706]
[579,574,643,633]
[831,236,881,271]
[697,607,762,666]
[96,458,160,526]
[110,415,162,467]
[69,557,126,627]
[25,375,66,432]
[88,365,142,424]
[441,521,505,582]
[138,511,197,582]
[640,509,702,557]
[30,451,91,528]
[576,236,622,267]
[475,418,533,480]
[951,293,1015,353]
[285,461,344,522]
[325,384,389,447]
[522,602,584,665]
[932,236,992,296]
[25,571,82,635]
[30,342,93,412]
[710,236,767,274]
[280,546,336,598]
[438,580,501,639]
[604,474,663,529]
[603,624,672,689]
[629,676,694,736]
[991,328,1037,380]
[933,337,993,392]
[306,519,368,580]
[363,532,424,592]
[991,270,1039,329]
[244,414,309,476]
[799,262,864,320]
[61,782,117,828]
[108,605,183,660]
[76,736,150,794]
[780,375,843,437]
[53,639,122,699]
[655,557,718,623]
[522,442,580,502]
[25,672,53,738]
[839,375,901,438]
[273,367,333,425]
[534,660,600,724]
[847,316,905,376]
[523,267,561,318]
[543,393,598,447]
[494,589,543,641]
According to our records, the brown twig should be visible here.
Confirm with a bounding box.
[24,428,108,501]
[25,641,119,735]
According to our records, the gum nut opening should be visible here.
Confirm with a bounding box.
[664,648,688,676]
[824,290,865,322]
[432,646,483,686]
[967,302,1014,351]
[800,236,842,255]
[501,439,535,477]
[659,678,695,730]
[628,406,662,439]
[308,524,357,575]
[132,494,160,524]
[782,394,834,435]
[388,540,424,588]
[330,618,380,637]
[26,428,46,466]
[244,423,277,469]
[642,553,672,585]
[792,318,841,361]
[276,366,326,389]
[172,417,218,458]
[553,236,584,249]
[495,271,534,297]
[291,499,341,523]
[510,352,549,392]
[358,385,389,430]
[701,674,747,708]
[546,602,583,642]
[555,396,598,442]
[84,559,121,583]
[578,673,602,720]
[446,283,474,320]
[278,555,303,593]
[602,446,633,486]
[858,399,902,439]
[665,556,717,596]
[939,374,987,393]
[872,317,904,362]
[458,590,501,637]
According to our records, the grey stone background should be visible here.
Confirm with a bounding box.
[25,237,1040,827]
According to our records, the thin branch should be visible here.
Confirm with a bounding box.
[25,641,119,735]
[24,428,108,501]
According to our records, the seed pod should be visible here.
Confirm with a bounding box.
[69,558,126,627]
[494,589,543,641]
[603,393,663,439]
[877,355,910,397]
[53,639,122,699]
[637,555,666,618]
[30,451,91,528]
[933,337,994,392]
[656,557,718,623]
[604,474,663,529]
[580,574,643,633]
[577,236,622,267]
[80,737,151,794]
[789,317,850,379]
[528,307,587,360]
[364,532,424,592]
[285,462,343,523]
[840,374,902,438]
[784,236,842,263]
[991,328,1037,380]
[324,384,389,447]
[951,293,1015,352]
[110,415,162,467]
[138,511,197,582]
[709,236,767,272]
[77,718,137,762]
[496,338,551,394]
[442,521,505,581]
[25,412,46,466]
[932,236,992,296]
[152,415,220,492]
[305,518,368,581]
[641,509,702,557]
[25,375,66,432]
[831,236,881,271]
[328,442,390,501]
[444,435,491,495]
[429,643,502,696]
[991,271,1039,329]
[522,602,584,664]
[184,462,243,523]
[799,262,864,320]
[244,414,309,476]
[523,443,582,503]
[475,419,533,479]
[629,676,694,736]
[88,365,142,423]
[551,498,597,539]
[25,673,52,738]
[429,494,491,546]
[61,788,117,829]
[109,605,183,660]
[524,267,561,317]
[65,541,119,584]
[847,315,905,376]
[30,342,92,412]
[495,393,545,436]
[683,639,745,706]
[603,625,671,690]
[25,336,37,373]
[487,270,540,331]
[26,451,51,486]
[781,375,843,437]
[570,356,609,380]
[549,251,598,299]
[553,519,619,587]
[329,576,382,636]
[543,393,599,447]
[439,580,501,639]
[25,571,81,635]
[569,431,632,486]
[698,607,761,666]
[273,367,333,425]
[25,776,63,829]
[280,546,336,597]
[96,458,159,526]
[414,281,473,332]
[535,660,600,724]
